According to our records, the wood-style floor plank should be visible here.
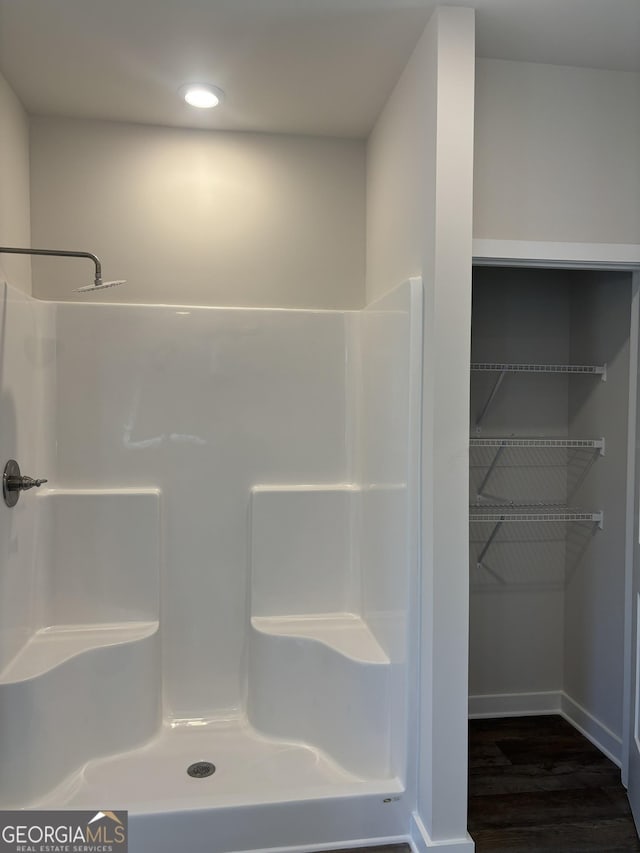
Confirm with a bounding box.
[469,715,640,852]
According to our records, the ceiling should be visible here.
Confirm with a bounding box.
[0,0,638,138]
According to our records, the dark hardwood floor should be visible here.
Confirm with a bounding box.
[469,715,640,852]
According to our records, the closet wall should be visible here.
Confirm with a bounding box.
[566,271,632,739]
[469,265,633,756]
[470,268,571,707]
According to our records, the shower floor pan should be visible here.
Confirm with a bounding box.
[34,719,405,853]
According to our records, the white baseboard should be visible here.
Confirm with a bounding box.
[246,836,412,853]
[411,813,475,852]
[560,693,623,767]
[469,691,561,718]
[468,690,623,768]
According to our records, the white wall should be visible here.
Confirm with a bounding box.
[474,59,640,245]
[30,116,365,308]
[0,73,31,293]
[366,6,475,847]
[365,30,435,303]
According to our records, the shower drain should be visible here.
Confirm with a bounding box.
[187,761,216,778]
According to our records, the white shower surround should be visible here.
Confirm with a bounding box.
[0,278,423,852]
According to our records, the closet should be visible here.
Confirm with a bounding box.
[468,265,635,756]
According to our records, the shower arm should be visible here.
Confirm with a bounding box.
[0,246,103,286]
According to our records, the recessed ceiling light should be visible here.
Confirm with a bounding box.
[179,84,224,109]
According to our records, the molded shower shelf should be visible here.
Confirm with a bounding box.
[251,613,389,664]
[0,621,159,683]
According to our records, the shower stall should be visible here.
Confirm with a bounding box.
[0,276,422,852]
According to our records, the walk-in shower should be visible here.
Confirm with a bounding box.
[0,276,423,853]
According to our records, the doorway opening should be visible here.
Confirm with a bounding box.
[467,258,640,850]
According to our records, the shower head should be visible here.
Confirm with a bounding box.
[0,246,126,294]
[74,279,127,293]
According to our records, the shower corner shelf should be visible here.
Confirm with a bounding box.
[472,362,607,430]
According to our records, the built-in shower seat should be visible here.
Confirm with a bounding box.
[251,612,388,663]
[0,619,157,681]
[248,484,393,780]
[0,487,162,808]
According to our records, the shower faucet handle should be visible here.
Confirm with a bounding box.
[15,475,48,490]
[3,460,48,507]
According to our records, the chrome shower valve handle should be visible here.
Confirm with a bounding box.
[13,475,48,490]
[3,460,48,507]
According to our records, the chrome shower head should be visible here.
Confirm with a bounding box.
[74,279,127,293]
[0,246,126,294]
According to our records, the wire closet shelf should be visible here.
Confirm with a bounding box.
[469,360,606,575]
[470,437,605,452]
[471,362,606,377]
